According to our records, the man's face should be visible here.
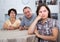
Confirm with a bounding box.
[23,8,32,18]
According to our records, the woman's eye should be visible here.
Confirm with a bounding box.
[39,11,42,13]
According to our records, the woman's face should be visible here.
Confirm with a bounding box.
[38,6,49,20]
[10,11,16,18]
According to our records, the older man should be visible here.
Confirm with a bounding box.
[19,6,36,30]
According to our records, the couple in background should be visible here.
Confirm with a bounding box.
[3,6,36,30]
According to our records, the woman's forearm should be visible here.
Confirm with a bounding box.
[28,18,39,34]
[3,23,8,30]
[39,35,57,41]
[38,28,58,41]
[28,15,42,34]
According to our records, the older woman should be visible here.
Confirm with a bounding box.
[28,4,59,42]
[3,8,21,30]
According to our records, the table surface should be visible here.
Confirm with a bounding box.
[0,30,36,42]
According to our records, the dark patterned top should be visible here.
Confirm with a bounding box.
[36,18,59,42]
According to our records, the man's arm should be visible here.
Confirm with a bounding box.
[19,17,25,30]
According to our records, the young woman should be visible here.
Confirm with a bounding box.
[28,4,59,42]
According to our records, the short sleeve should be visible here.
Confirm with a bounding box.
[33,14,36,20]
[17,19,21,24]
[52,19,59,29]
[55,20,59,29]
[5,20,10,25]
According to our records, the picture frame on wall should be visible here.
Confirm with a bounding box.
[35,0,46,6]
[35,0,57,6]
[47,0,57,5]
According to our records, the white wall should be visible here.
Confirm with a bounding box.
[0,0,36,13]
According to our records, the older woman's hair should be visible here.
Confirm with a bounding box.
[36,3,51,18]
[8,8,17,16]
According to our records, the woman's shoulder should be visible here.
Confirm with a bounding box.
[15,19,21,23]
[16,19,21,21]
[4,19,10,25]
[48,18,58,25]
[48,18,57,22]
[5,19,10,23]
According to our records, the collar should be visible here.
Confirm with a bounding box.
[38,18,50,24]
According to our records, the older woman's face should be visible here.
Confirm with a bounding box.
[38,6,48,19]
[10,11,16,18]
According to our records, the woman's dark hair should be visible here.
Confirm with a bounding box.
[36,3,51,18]
[8,8,17,16]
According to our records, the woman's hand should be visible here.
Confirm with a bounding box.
[36,14,42,21]
[7,26,14,30]
[34,29,40,38]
